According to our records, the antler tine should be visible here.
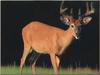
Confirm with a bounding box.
[85,2,95,16]
[78,8,81,15]
[91,2,93,9]
[90,2,95,13]
[70,8,73,15]
[86,2,89,13]
[60,1,68,15]
[85,2,89,16]
[78,8,81,19]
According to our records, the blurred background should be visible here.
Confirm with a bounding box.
[1,1,99,69]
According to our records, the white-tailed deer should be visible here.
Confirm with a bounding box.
[20,1,95,75]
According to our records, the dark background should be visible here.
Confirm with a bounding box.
[1,1,99,69]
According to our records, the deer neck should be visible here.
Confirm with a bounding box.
[64,27,74,45]
[65,27,74,39]
[58,27,74,55]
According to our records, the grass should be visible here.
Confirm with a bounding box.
[1,66,99,74]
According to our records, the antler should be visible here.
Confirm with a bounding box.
[60,1,68,15]
[78,8,81,19]
[84,2,95,16]
[70,8,73,15]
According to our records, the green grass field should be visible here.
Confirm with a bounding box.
[1,66,99,74]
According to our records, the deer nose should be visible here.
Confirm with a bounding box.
[76,27,81,39]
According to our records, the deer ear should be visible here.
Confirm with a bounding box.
[82,16,92,24]
[64,17,70,25]
[60,16,70,25]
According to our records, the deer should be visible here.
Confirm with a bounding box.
[20,1,95,75]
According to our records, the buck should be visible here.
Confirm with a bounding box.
[20,1,95,75]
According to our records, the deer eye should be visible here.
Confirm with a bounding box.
[71,25,74,28]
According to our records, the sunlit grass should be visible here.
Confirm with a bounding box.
[1,66,99,74]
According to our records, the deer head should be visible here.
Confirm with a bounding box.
[60,1,95,39]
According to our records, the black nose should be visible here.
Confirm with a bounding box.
[76,27,81,37]
[78,27,81,33]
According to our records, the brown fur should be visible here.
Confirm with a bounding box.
[20,21,76,74]
[20,2,94,74]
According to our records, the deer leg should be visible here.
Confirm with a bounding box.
[50,53,58,75]
[31,63,36,75]
[56,56,60,69]
[31,54,40,75]
[20,44,30,74]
